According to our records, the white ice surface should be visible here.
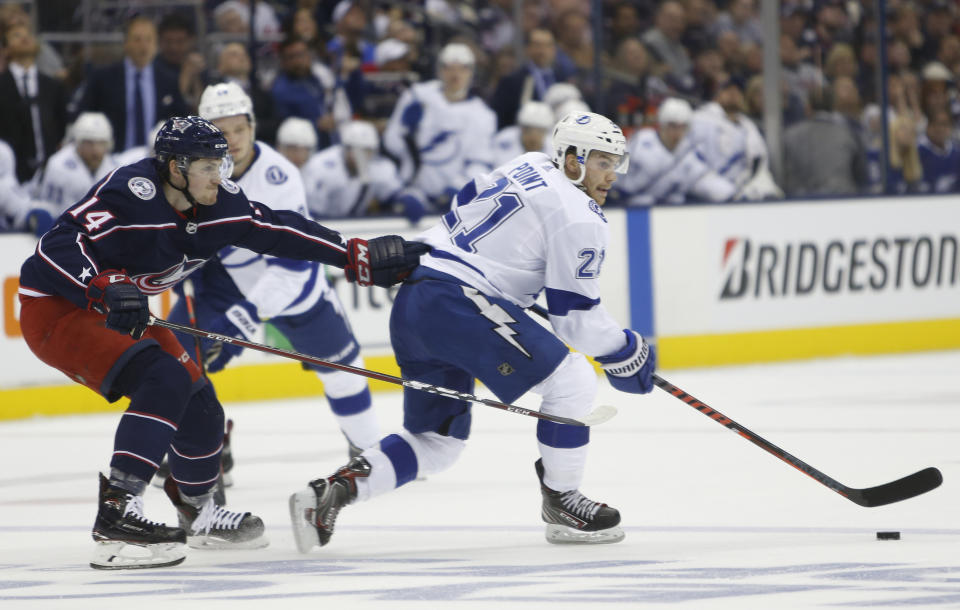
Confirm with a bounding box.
[1,351,958,609]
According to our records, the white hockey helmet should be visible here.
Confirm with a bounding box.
[517,101,554,130]
[438,42,475,68]
[339,120,379,150]
[552,111,629,185]
[543,83,583,112]
[198,81,254,123]
[658,97,693,125]
[553,98,590,123]
[276,117,318,150]
[72,112,113,148]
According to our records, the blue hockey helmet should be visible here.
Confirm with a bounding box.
[154,116,228,164]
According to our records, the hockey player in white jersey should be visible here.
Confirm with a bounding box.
[38,112,119,214]
[168,83,383,474]
[301,119,426,222]
[492,101,554,167]
[688,78,783,200]
[291,111,657,550]
[616,97,736,205]
[0,139,54,235]
[275,116,317,170]
[382,42,497,211]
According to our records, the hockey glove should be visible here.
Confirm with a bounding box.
[202,300,260,374]
[595,330,656,394]
[86,270,150,339]
[344,235,430,288]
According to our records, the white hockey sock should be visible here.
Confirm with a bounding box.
[538,443,589,492]
[352,447,396,502]
[335,409,381,449]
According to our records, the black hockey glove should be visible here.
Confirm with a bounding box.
[344,235,430,288]
[86,270,150,339]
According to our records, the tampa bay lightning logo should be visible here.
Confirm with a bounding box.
[587,199,607,222]
[220,178,240,194]
[265,165,288,184]
[131,254,206,294]
[127,177,157,200]
[576,115,591,124]
[421,130,461,166]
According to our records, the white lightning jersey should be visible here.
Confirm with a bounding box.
[617,127,736,205]
[0,139,33,230]
[39,145,119,214]
[383,80,497,202]
[491,125,552,168]
[219,142,327,318]
[417,151,625,357]
[300,144,403,218]
[688,101,769,190]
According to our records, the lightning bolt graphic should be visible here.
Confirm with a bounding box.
[462,287,532,358]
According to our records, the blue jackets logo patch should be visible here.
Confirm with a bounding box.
[221,178,240,194]
[127,177,156,200]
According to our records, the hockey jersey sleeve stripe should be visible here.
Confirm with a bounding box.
[87,223,178,241]
[36,234,94,289]
[545,287,600,316]
[247,217,347,252]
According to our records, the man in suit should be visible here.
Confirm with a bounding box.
[0,21,68,184]
[79,16,188,152]
[490,28,571,129]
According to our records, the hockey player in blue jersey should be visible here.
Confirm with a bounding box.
[167,83,386,478]
[17,116,426,569]
[290,111,657,549]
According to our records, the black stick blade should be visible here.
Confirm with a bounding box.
[848,467,943,507]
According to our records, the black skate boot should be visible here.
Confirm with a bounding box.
[90,473,186,570]
[535,458,624,545]
[163,476,268,549]
[289,456,370,552]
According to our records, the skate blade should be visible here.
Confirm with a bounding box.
[90,541,186,570]
[289,489,320,553]
[187,533,269,550]
[545,524,625,545]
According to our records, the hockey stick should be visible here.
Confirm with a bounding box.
[181,279,206,378]
[148,316,616,427]
[527,304,942,507]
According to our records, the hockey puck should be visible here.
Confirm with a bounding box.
[876,531,900,540]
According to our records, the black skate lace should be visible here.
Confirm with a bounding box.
[559,490,602,519]
[192,498,245,534]
[123,495,164,527]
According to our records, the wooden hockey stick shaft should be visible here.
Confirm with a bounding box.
[526,303,942,506]
[149,316,616,427]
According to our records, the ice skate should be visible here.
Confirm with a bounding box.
[90,473,186,570]
[535,459,625,545]
[163,476,267,549]
[289,456,370,552]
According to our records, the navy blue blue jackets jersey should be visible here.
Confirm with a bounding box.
[19,158,349,309]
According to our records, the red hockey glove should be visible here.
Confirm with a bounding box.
[344,236,429,288]
[86,270,150,339]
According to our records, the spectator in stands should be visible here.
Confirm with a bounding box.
[918,1,953,67]
[781,33,823,113]
[554,10,594,75]
[888,113,923,193]
[937,35,960,79]
[78,16,188,152]
[889,2,925,70]
[824,43,858,83]
[38,112,119,214]
[0,19,68,184]
[605,38,668,133]
[210,42,277,144]
[155,13,205,109]
[688,76,783,200]
[782,78,867,197]
[212,0,281,39]
[327,1,376,73]
[271,37,349,149]
[492,101,554,167]
[711,0,763,46]
[302,120,425,223]
[382,42,496,211]
[275,116,318,170]
[617,97,736,206]
[919,61,953,119]
[917,107,960,193]
[642,1,693,83]
[0,4,65,80]
[606,4,643,57]
[490,28,571,129]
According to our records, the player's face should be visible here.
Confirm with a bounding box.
[185,157,224,205]
[279,144,311,168]
[582,151,621,205]
[76,140,109,171]
[439,62,473,100]
[520,126,546,153]
[213,114,254,172]
[659,122,688,151]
